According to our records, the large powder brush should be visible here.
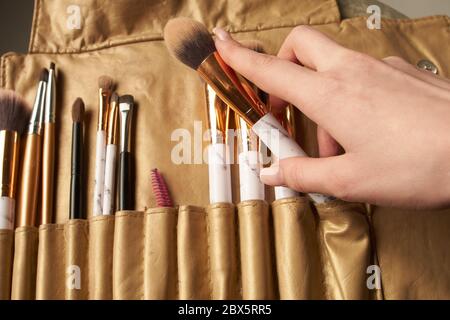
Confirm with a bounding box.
[0,90,29,229]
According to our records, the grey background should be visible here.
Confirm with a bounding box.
[0,1,449,56]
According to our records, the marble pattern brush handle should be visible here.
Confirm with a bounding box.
[93,130,106,216]
[252,113,334,204]
[238,150,265,201]
[102,144,117,215]
[208,143,232,204]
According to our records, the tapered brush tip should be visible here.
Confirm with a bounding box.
[98,75,114,91]
[0,89,30,133]
[164,17,216,70]
[50,62,56,71]
[40,68,49,82]
[72,98,85,123]
[119,95,134,105]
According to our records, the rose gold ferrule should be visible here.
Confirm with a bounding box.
[40,122,55,225]
[16,134,42,227]
[198,52,267,127]
[98,89,111,131]
[205,84,232,145]
[0,130,19,198]
[107,97,119,145]
[235,113,259,154]
[276,105,296,138]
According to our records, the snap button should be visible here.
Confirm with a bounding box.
[417,59,438,74]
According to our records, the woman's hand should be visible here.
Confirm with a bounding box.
[214,26,450,209]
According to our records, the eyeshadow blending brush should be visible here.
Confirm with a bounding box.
[93,76,114,216]
[16,69,48,227]
[205,84,232,204]
[40,62,57,225]
[0,90,29,230]
[164,18,333,204]
[70,98,85,220]
[151,169,173,208]
[102,93,119,215]
[118,95,134,211]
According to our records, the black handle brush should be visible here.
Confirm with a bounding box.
[118,95,135,211]
[70,98,85,219]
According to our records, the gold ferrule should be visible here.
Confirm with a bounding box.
[107,97,119,145]
[16,134,42,227]
[198,52,267,127]
[276,105,296,138]
[98,89,111,131]
[0,130,20,198]
[235,113,259,154]
[205,84,231,145]
[40,123,55,225]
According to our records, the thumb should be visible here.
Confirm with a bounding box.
[260,156,351,198]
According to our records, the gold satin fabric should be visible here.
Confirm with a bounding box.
[0,230,13,300]
[0,0,449,300]
[272,198,323,300]
[315,201,371,300]
[11,227,38,300]
[238,200,277,300]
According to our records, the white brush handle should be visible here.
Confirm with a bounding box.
[208,143,232,204]
[252,113,334,204]
[0,197,15,230]
[272,155,298,200]
[238,151,265,201]
[93,130,106,216]
[102,144,118,216]
[275,186,298,200]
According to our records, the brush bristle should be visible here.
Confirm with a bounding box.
[241,39,267,54]
[50,62,56,71]
[119,95,134,105]
[72,98,85,123]
[111,92,119,104]
[164,18,216,69]
[151,169,173,207]
[40,68,49,82]
[0,89,30,133]
[98,75,114,91]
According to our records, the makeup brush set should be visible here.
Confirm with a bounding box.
[0,65,167,229]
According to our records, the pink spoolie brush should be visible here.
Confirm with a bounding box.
[151,169,173,207]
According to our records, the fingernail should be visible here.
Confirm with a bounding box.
[260,166,280,179]
[213,27,231,41]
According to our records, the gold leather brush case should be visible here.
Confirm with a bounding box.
[0,0,449,300]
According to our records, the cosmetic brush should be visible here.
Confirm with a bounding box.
[16,69,48,227]
[205,84,232,204]
[102,93,119,215]
[0,90,29,230]
[40,62,57,225]
[164,18,333,203]
[273,106,299,200]
[151,169,173,207]
[70,98,85,220]
[93,76,114,216]
[118,95,134,211]
[235,40,266,202]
